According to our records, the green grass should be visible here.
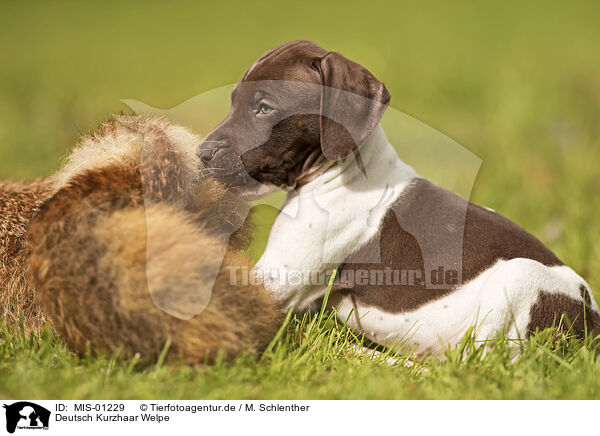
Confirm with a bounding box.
[1,0,600,399]
[3,305,600,399]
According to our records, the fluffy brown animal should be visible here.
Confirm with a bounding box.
[0,179,53,331]
[2,116,282,364]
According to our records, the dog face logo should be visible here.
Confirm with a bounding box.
[2,402,50,434]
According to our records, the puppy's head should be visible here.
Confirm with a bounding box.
[199,40,390,200]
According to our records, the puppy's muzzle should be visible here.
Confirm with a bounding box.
[198,140,251,186]
[198,140,229,167]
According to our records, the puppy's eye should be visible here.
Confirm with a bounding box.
[257,103,274,115]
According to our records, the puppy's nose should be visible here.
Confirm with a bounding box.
[198,140,229,166]
[199,148,217,166]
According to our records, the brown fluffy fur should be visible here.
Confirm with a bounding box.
[0,178,53,330]
[3,116,282,363]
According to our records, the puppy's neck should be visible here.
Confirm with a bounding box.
[297,124,418,196]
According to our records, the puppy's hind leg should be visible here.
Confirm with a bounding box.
[474,258,600,341]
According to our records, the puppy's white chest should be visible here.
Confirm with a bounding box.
[254,185,381,309]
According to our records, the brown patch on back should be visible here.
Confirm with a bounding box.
[528,291,600,337]
[333,208,453,311]
[335,178,563,313]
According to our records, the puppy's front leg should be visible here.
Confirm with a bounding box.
[253,191,333,311]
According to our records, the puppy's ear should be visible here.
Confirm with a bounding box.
[316,52,390,161]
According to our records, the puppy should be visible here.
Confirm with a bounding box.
[200,40,600,355]
[2,116,282,363]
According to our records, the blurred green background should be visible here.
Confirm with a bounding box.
[1,0,599,290]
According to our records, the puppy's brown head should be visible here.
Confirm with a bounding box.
[199,40,390,200]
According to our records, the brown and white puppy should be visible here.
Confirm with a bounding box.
[200,40,600,355]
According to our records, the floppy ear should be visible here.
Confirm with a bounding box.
[316,52,391,161]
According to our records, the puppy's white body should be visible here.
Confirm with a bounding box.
[255,124,596,353]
